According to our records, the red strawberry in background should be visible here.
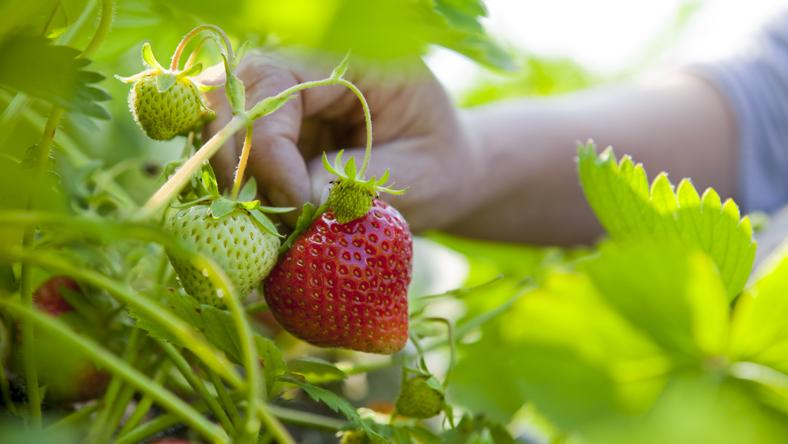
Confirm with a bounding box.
[12,276,109,404]
[264,150,412,354]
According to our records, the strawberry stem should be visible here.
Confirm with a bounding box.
[231,124,254,200]
[170,24,235,71]
[336,78,373,177]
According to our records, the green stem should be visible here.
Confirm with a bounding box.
[0,354,15,415]
[81,0,114,59]
[255,403,297,444]
[46,401,100,433]
[0,299,228,443]
[88,328,142,443]
[0,247,244,389]
[170,24,235,71]
[159,340,236,434]
[137,114,247,219]
[118,360,171,435]
[113,411,183,444]
[230,124,253,199]
[265,404,346,432]
[336,78,373,176]
[206,364,241,427]
[20,106,64,425]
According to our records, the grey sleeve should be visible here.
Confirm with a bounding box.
[691,12,788,214]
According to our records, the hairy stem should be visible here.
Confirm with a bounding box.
[231,124,253,199]
[170,24,235,71]
[336,78,373,176]
[137,114,246,219]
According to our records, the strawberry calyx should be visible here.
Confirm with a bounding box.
[169,164,292,237]
[116,42,206,90]
[322,149,403,224]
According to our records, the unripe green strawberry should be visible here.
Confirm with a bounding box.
[395,376,444,418]
[339,430,369,444]
[164,204,280,306]
[117,42,213,141]
[129,74,211,141]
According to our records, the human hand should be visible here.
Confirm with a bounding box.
[202,51,482,231]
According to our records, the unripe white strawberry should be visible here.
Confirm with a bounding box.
[164,204,280,306]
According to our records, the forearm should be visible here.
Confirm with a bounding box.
[447,73,738,245]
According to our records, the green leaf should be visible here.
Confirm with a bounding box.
[432,0,516,71]
[288,357,347,384]
[330,52,351,79]
[0,34,110,119]
[209,197,236,219]
[155,72,177,93]
[249,94,295,120]
[200,304,242,363]
[577,143,756,299]
[584,242,730,358]
[129,291,202,345]
[255,335,286,396]
[280,375,379,437]
[730,247,788,374]
[494,272,668,428]
[238,178,257,202]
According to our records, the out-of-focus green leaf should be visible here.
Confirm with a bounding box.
[584,242,730,358]
[460,56,597,107]
[578,143,756,299]
[731,246,788,374]
[288,356,347,384]
[162,0,512,69]
[582,372,788,444]
[501,271,668,428]
[0,34,110,118]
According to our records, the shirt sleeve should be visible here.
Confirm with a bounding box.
[690,11,788,214]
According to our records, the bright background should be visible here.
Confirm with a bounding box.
[429,0,788,95]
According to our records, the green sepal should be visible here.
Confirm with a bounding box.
[238,178,257,202]
[209,197,236,219]
[249,209,282,238]
[141,42,163,70]
[156,72,177,93]
[279,202,324,255]
[258,205,296,214]
[179,62,204,78]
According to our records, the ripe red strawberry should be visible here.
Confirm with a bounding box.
[264,198,412,354]
[12,276,109,404]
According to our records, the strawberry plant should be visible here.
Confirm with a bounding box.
[2,2,788,444]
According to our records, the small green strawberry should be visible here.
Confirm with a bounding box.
[338,429,369,444]
[164,174,290,306]
[117,43,213,141]
[395,375,445,419]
